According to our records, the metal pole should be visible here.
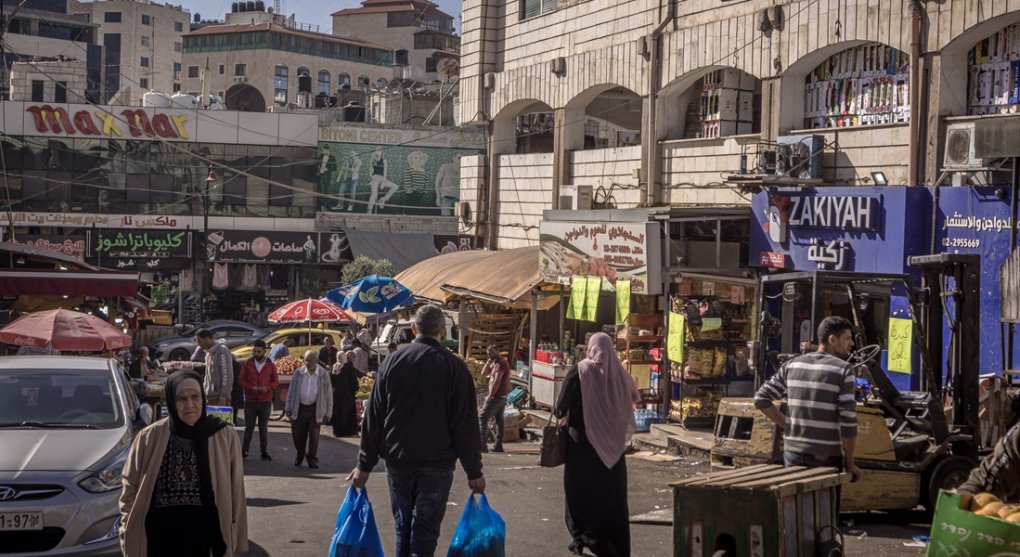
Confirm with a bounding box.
[661,218,672,420]
[1009,158,1019,374]
[530,290,538,394]
[200,167,209,321]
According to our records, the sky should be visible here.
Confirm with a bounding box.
[175,0,463,34]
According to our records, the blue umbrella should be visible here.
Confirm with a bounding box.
[326,275,415,315]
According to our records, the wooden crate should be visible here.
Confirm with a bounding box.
[465,313,523,360]
[672,464,846,557]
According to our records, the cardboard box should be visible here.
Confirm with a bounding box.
[926,491,1020,556]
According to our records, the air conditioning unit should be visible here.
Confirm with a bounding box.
[559,185,593,210]
[483,72,495,89]
[457,201,472,222]
[775,134,823,178]
[944,122,984,170]
[233,75,247,83]
[550,57,566,76]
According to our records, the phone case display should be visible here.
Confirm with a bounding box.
[803,43,910,129]
[685,69,758,139]
[668,278,755,425]
[968,23,1020,115]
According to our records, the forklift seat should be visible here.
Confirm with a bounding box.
[892,433,931,461]
[861,360,933,436]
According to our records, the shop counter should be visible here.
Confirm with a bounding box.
[531,361,569,408]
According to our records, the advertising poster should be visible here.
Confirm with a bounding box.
[539,220,662,295]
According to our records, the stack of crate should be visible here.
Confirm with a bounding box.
[699,69,756,138]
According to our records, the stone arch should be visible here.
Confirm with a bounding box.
[778,40,909,132]
[659,66,762,140]
[938,11,1020,117]
[224,83,266,112]
[493,98,554,155]
[560,83,643,150]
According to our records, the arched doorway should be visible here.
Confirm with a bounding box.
[802,42,910,129]
[660,68,761,140]
[224,83,266,112]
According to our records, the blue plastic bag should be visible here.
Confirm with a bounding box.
[447,494,505,557]
[328,486,385,557]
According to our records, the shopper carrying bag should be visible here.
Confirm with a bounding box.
[328,486,385,557]
[447,494,505,557]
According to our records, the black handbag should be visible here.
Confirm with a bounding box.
[537,411,566,468]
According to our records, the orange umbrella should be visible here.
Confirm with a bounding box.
[0,309,132,351]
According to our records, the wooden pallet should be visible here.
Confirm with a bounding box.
[465,313,523,359]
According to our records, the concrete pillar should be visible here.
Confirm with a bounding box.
[551,106,585,208]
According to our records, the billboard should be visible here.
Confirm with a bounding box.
[539,220,662,294]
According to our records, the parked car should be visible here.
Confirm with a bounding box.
[231,327,349,361]
[0,356,152,556]
[149,320,268,361]
[371,314,458,358]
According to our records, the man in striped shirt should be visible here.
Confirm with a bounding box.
[754,316,862,482]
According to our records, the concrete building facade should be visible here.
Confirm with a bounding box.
[181,5,394,112]
[70,0,192,104]
[459,0,1020,249]
[331,0,460,83]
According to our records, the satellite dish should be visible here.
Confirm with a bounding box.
[436,58,459,78]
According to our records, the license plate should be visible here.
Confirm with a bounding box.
[0,512,43,531]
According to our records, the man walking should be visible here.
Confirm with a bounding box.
[754,316,862,482]
[239,340,279,460]
[348,304,485,557]
[479,345,511,453]
[196,328,234,407]
[285,350,332,469]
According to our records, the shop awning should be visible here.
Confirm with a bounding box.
[0,269,140,297]
[343,229,440,272]
[396,246,547,305]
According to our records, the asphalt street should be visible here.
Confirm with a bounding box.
[234,421,931,556]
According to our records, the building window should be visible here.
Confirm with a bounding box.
[141,35,150,46]
[521,0,557,20]
[173,83,181,92]
[338,73,351,89]
[357,75,369,89]
[174,42,182,53]
[104,11,121,22]
[218,64,225,75]
[234,63,246,76]
[173,62,181,80]
[376,77,388,89]
[55,82,67,103]
[425,57,438,73]
[188,65,200,78]
[140,57,150,68]
[31,80,44,102]
[274,65,288,104]
[174,21,184,32]
[141,14,151,25]
[317,70,330,95]
[140,78,149,89]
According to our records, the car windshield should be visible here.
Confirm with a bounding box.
[0,369,123,429]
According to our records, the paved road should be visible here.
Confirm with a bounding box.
[234,421,930,556]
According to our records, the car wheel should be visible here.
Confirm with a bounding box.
[923,454,976,514]
[168,348,191,361]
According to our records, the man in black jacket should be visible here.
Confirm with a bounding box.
[348,304,484,557]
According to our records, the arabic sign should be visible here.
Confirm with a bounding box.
[1,212,182,229]
[87,230,191,259]
[206,230,320,264]
[887,317,913,374]
[104,258,192,271]
[6,234,87,260]
[319,124,486,150]
[540,220,662,295]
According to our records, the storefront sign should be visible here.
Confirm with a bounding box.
[106,258,192,271]
[319,125,486,149]
[1,212,182,229]
[27,105,189,139]
[88,230,191,260]
[806,239,848,270]
[540,220,662,295]
[766,194,878,242]
[206,230,320,264]
[758,251,787,268]
[8,234,87,260]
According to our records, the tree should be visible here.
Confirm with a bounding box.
[341,255,394,284]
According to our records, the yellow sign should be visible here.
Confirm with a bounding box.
[566,276,586,320]
[583,276,601,322]
[701,317,722,332]
[667,312,686,363]
[887,317,912,374]
[615,280,631,325]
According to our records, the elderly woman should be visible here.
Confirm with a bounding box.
[330,350,365,437]
[119,372,248,556]
[555,332,640,557]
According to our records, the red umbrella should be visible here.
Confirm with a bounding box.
[0,309,132,351]
[268,298,352,323]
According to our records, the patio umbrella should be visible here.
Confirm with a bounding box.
[268,298,352,345]
[0,308,132,351]
[326,275,415,315]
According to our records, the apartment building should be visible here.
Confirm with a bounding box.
[181,4,394,112]
[70,0,191,103]
[1,0,101,102]
[458,0,1020,249]
[331,0,460,82]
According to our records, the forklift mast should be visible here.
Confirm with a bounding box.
[907,253,981,459]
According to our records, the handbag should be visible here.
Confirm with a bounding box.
[537,411,566,468]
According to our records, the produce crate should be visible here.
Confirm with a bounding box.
[927,491,1020,556]
[672,464,846,557]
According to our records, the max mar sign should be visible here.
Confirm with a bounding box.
[27,105,190,139]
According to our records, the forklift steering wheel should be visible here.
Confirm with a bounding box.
[848,344,881,366]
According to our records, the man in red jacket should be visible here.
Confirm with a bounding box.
[239,339,279,460]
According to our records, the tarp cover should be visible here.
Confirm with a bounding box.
[396,247,543,305]
[343,229,438,272]
[0,269,139,297]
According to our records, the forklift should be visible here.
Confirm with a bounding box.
[710,253,1012,513]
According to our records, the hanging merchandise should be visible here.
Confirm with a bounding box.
[803,42,910,129]
[566,276,586,320]
[667,311,686,363]
[615,279,631,325]
[583,276,601,322]
[211,263,230,290]
[241,264,259,291]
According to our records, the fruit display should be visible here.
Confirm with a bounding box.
[274,355,300,375]
[967,492,1020,522]
[463,356,490,387]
